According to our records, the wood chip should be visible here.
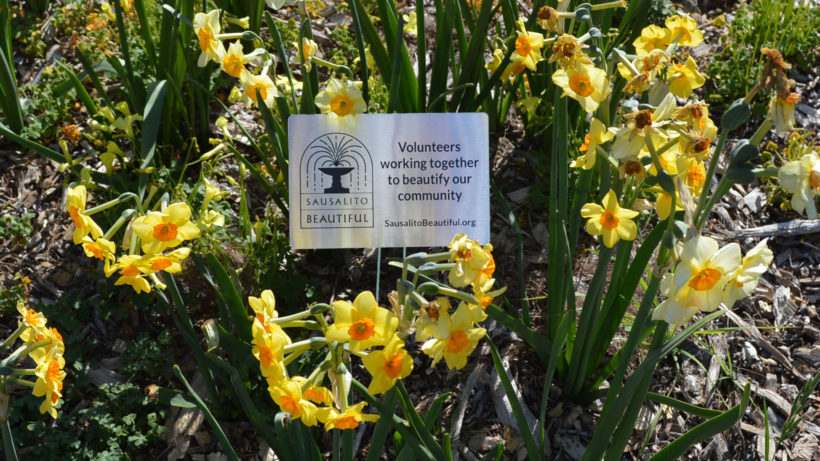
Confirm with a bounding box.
[731,219,820,239]
[725,309,805,381]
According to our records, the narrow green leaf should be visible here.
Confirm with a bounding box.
[428,0,455,111]
[365,390,397,461]
[133,0,158,74]
[646,392,723,419]
[484,304,548,362]
[173,365,240,461]
[56,61,98,116]
[0,122,63,163]
[0,45,23,133]
[205,253,252,343]
[487,337,543,460]
[75,48,114,110]
[648,384,751,460]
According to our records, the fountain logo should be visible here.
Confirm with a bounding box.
[299,132,374,229]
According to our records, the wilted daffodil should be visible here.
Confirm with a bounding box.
[581,190,639,248]
[132,202,201,254]
[652,235,741,325]
[421,302,486,370]
[511,19,544,71]
[314,78,367,128]
[326,291,398,352]
[769,93,801,135]
[447,234,492,287]
[362,334,413,394]
[572,118,615,170]
[552,63,610,113]
[194,10,225,67]
[779,152,820,218]
[724,239,773,306]
[66,186,103,244]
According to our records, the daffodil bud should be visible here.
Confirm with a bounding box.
[729,139,760,167]
[725,164,756,184]
[722,99,751,131]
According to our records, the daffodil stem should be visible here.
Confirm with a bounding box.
[283,338,322,355]
[0,325,27,356]
[694,178,731,231]
[3,377,35,389]
[214,32,244,40]
[103,208,137,240]
[274,309,316,325]
[0,339,52,369]
[423,251,451,262]
[750,118,774,146]
[85,192,142,217]
[753,167,779,178]
[590,0,626,10]
[644,134,664,175]
[11,369,35,376]
[312,57,353,77]
[694,128,730,226]
[0,416,18,461]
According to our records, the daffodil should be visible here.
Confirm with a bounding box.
[667,57,706,99]
[420,302,486,370]
[552,62,610,113]
[769,93,801,135]
[633,25,671,56]
[580,190,640,248]
[318,402,379,430]
[199,210,225,230]
[27,326,65,362]
[32,347,66,419]
[677,156,707,197]
[414,297,452,342]
[132,202,201,254]
[292,37,319,70]
[107,255,152,294]
[66,185,103,244]
[610,93,676,160]
[80,236,116,263]
[314,78,367,128]
[143,247,190,274]
[548,34,592,70]
[268,377,322,426]
[447,234,492,288]
[665,15,703,48]
[362,335,413,394]
[779,152,820,218]
[221,41,252,80]
[241,72,277,109]
[252,323,289,382]
[511,19,544,71]
[572,118,615,169]
[17,302,47,331]
[402,12,417,36]
[724,240,773,306]
[326,291,398,352]
[652,235,741,324]
[302,385,333,406]
[193,10,225,67]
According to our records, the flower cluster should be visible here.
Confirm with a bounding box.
[64,185,214,294]
[652,236,772,325]
[0,302,68,419]
[248,234,502,431]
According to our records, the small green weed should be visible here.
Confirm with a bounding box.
[0,209,33,244]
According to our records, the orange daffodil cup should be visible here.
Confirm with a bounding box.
[247,235,502,432]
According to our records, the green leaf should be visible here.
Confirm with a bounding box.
[649,384,751,460]
[205,253,252,343]
[0,122,63,163]
[646,392,722,419]
[365,390,397,461]
[428,0,455,111]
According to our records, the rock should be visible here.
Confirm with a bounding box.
[743,188,767,214]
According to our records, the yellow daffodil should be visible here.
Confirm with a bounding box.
[106,255,152,294]
[326,291,398,352]
[549,34,592,70]
[318,402,379,430]
[677,156,707,197]
[302,385,333,406]
[193,10,225,67]
[572,118,615,169]
[665,15,703,48]
[769,93,801,135]
[268,377,322,426]
[447,234,492,288]
[655,186,683,221]
[80,236,116,263]
[580,190,640,248]
[724,239,773,306]
[633,24,671,56]
[132,202,201,254]
[420,302,486,370]
[511,19,544,71]
[241,72,277,109]
[552,62,610,113]
[362,335,413,394]
[292,37,319,70]
[779,152,820,219]
[249,289,280,324]
[32,347,66,419]
[667,57,706,99]
[66,185,103,244]
[610,93,676,160]
[314,78,367,128]
[252,324,290,382]
[221,41,252,80]
[199,210,225,230]
[402,12,418,36]
[143,247,190,274]
[17,302,47,331]
[415,297,452,342]
[652,235,741,324]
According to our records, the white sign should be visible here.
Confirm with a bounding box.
[288,113,490,249]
